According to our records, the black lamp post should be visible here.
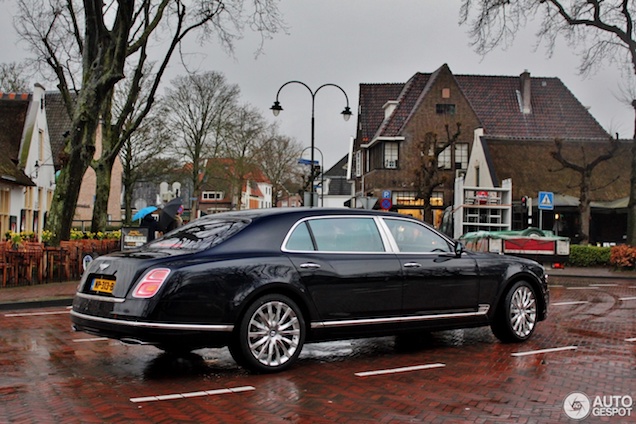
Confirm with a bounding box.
[271,81,352,207]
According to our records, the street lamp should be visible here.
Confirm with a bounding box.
[271,80,352,207]
[299,146,325,206]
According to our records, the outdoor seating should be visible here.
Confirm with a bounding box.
[0,239,120,287]
[0,242,14,287]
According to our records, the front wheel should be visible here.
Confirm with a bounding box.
[230,294,305,373]
[491,281,538,343]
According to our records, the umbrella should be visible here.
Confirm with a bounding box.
[133,206,158,222]
[159,197,183,232]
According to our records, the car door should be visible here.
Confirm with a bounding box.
[284,216,403,321]
[381,217,480,315]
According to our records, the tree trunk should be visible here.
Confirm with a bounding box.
[91,158,114,233]
[46,111,97,244]
[578,170,592,245]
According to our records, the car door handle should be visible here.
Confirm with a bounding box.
[403,262,422,268]
[300,263,321,269]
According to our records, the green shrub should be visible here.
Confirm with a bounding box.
[567,245,611,267]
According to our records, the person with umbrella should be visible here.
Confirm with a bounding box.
[159,198,184,233]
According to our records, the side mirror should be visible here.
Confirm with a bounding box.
[454,241,464,257]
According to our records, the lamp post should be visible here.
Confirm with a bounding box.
[299,146,324,206]
[271,81,352,207]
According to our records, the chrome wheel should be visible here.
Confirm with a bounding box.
[509,285,537,338]
[247,299,302,368]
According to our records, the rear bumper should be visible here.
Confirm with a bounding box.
[70,309,233,348]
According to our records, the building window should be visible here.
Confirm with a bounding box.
[436,104,456,115]
[384,142,398,169]
[438,143,469,170]
[441,88,451,99]
[355,150,362,177]
[202,191,224,200]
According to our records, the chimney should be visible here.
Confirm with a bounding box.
[520,70,532,114]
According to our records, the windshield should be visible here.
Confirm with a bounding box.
[143,217,250,251]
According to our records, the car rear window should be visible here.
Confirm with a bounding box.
[145,218,250,251]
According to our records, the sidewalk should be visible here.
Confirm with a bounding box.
[0,267,635,311]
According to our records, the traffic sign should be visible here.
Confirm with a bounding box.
[380,198,392,210]
[538,191,554,210]
[382,190,391,199]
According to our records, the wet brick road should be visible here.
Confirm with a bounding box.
[1,276,635,423]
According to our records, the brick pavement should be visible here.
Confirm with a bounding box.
[0,268,635,422]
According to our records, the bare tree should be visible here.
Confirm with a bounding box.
[15,0,284,243]
[459,0,636,243]
[257,129,304,207]
[407,123,461,224]
[550,137,619,244]
[219,104,269,209]
[119,111,169,224]
[0,62,30,92]
[161,71,241,212]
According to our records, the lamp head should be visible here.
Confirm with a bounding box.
[341,106,352,122]
[270,101,283,117]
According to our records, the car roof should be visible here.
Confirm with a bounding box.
[198,207,408,221]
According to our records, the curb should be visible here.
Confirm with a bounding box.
[0,298,74,312]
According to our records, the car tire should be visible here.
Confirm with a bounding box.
[230,294,305,373]
[491,281,538,343]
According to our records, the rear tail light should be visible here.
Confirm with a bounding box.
[132,268,171,298]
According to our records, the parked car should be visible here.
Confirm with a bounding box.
[71,208,549,373]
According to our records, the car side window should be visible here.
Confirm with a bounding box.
[286,222,315,251]
[305,217,385,253]
[384,219,451,253]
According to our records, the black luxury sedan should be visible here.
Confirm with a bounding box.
[71,208,549,373]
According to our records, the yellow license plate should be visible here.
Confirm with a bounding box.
[91,278,116,294]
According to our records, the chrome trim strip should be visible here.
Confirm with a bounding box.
[70,310,234,332]
[75,292,126,303]
[311,305,490,329]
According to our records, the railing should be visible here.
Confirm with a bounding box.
[0,239,120,288]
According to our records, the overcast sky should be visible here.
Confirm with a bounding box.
[0,1,630,169]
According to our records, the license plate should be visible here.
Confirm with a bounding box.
[91,277,116,294]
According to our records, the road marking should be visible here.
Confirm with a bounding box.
[620,296,636,301]
[566,287,597,290]
[552,301,590,306]
[625,338,636,342]
[130,386,255,403]
[549,284,564,288]
[4,310,70,317]
[511,346,577,357]
[73,337,109,343]
[355,363,445,377]
[590,284,619,287]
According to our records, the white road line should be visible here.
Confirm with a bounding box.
[590,284,619,287]
[130,386,255,403]
[4,310,70,317]
[625,338,636,342]
[552,301,590,306]
[355,363,445,377]
[511,346,577,357]
[73,337,109,343]
[566,287,597,290]
[620,296,636,301]
[549,285,564,288]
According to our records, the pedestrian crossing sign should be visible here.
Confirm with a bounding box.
[538,191,554,210]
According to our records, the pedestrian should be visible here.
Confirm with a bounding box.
[140,214,159,242]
